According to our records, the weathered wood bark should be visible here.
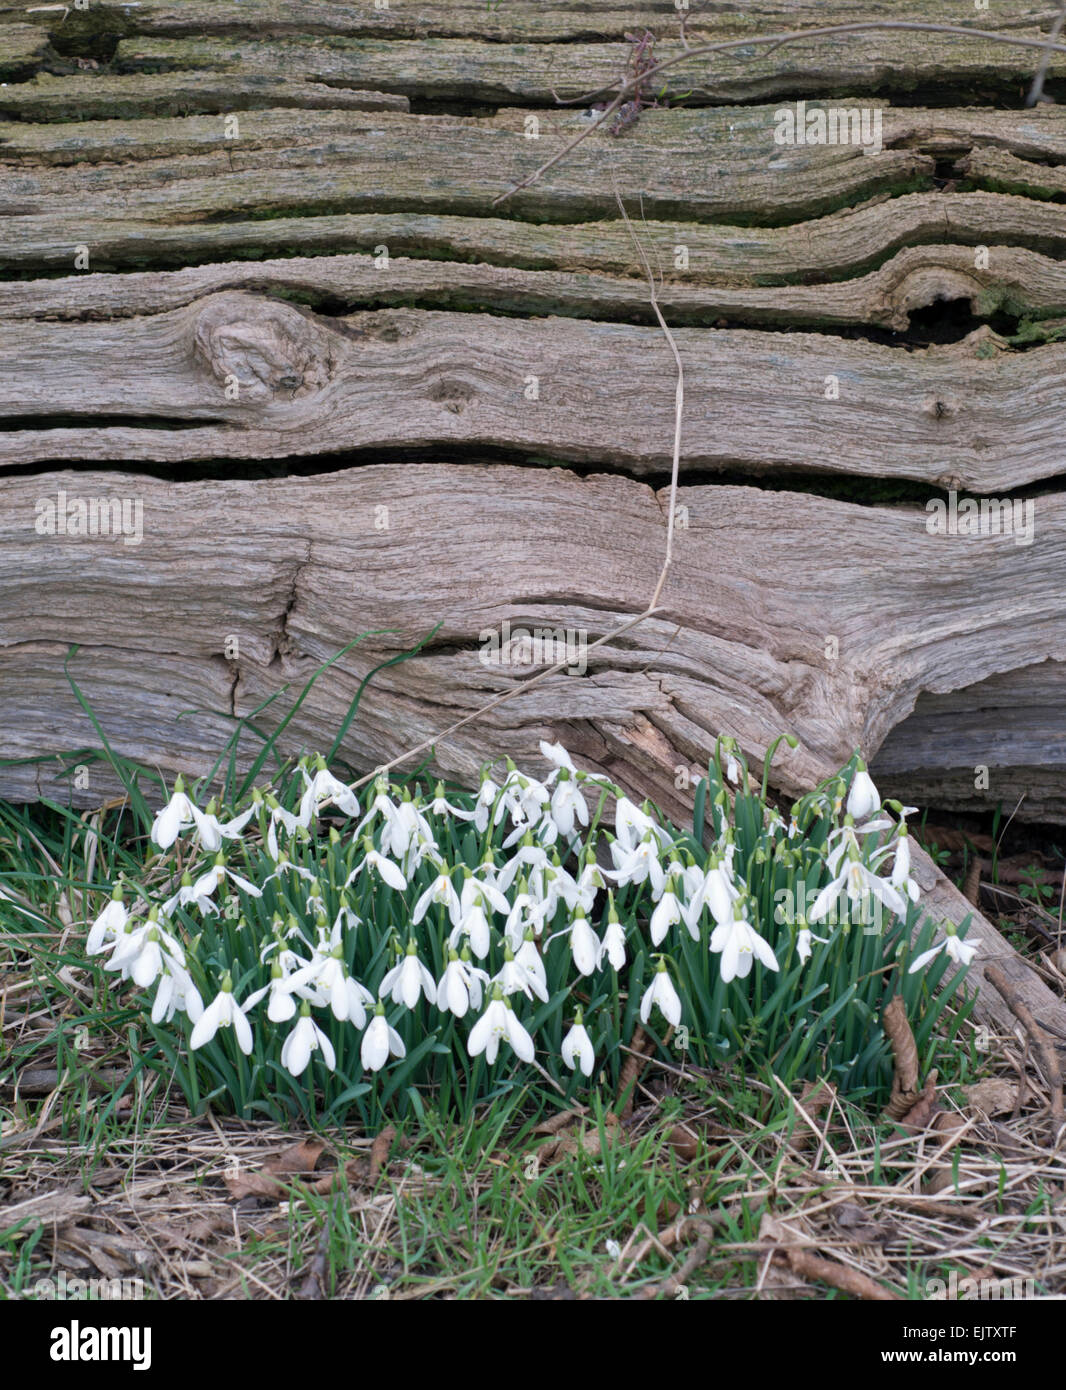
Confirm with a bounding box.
[3,293,1066,492]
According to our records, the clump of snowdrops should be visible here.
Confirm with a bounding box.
[84,738,975,1124]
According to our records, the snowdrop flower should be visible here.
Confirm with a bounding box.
[846,761,881,823]
[492,942,548,1003]
[500,764,551,827]
[472,775,503,833]
[263,851,318,886]
[794,922,829,965]
[361,1003,406,1072]
[724,753,741,785]
[151,960,204,1025]
[192,800,256,854]
[105,910,184,985]
[614,797,672,853]
[608,834,666,897]
[649,886,683,947]
[503,881,550,950]
[572,851,607,905]
[496,832,550,894]
[890,826,920,904]
[353,777,401,837]
[264,796,310,860]
[436,951,490,1019]
[449,872,507,959]
[561,1009,595,1077]
[548,769,589,839]
[281,1003,336,1077]
[87,885,128,956]
[428,781,475,821]
[187,856,263,908]
[467,988,535,1065]
[695,849,741,928]
[285,946,373,1025]
[710,902,779,983]
[373,790,435,867]
[190,975,254,1055]
[412,865,462,929]
[150,777,200,849]
[808,850,906,924]
[515,934,548,998]
[539,739,577,775]
[568,907,601,977]
[598,895,627,971]
[245,963,301,1023]
[380,942,437,1009]
[346,836,408,892]
[299,758,361,823]
[640,960,682,1027]
[908,924,978,974]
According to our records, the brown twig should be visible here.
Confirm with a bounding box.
[1027,0,1066,106]
[985,965,1064,1127]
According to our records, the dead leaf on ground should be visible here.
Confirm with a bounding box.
[263,1139,326,1176]
[833,1202,901,1246]
[965,1077,1017,1118]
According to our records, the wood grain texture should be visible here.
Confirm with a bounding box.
[2,294,1064,491]
[109,29,1066,105]
[3,464,1064,804]
[1,241,1061,333]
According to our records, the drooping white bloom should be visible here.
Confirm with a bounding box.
[299,763,361,823]
[150,960,204,1025]
[598,915,627,971]
[87,888,128,956]
[561,1013,595,1077]
[361,1006,406,1072]
[163,855,262,919]
[436,953,490,1018]
[492,943,548,1004]
[412,866,462,928]
[105,914,185,986]
[808,854,906,924]
[428,782,475,821]
[639,962,682,1028]
[150,782,200,850]
[697,855,740,928]
[614,797,672,853]
[572,857,608,914]
[190,979,254,1055]
[503,884,550,950]
[710,907,779,983]
[192,803,256,854]
[649,889,682,947]
[568,909,601,977]
[607,835,666,897]
[467,992,535,1066]
[281,1009,337,1077]
[472,776,503,834]
[283,948,372,1025]
[846,764,881,823]
[548,770,589,839]
[890,827,921,904]
[353,778,401,839]
[795,926,828,965]
[908,928,978,974]
[263,852,318,887]
[346,837,408,892]
[380,943,437,1010]
[497,835,550,894]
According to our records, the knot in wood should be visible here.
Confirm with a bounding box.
[194,292,333,403]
